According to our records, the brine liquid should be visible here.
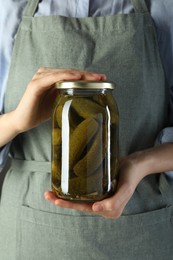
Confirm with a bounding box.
[51,92,119,201]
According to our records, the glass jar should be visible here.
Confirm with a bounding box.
[51,80,119,201]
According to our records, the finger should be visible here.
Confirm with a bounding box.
[33,69,81,79]
[28,71,82,96]
[34,67,84,75]
[44,191,126,219]
[44,191,57,204]
[80,72,106,81]
[54,199,93,213]
[44,191,94,213]
[100,74,107,81]
[92,183,135,218]
[33,67,106,80]
[29,70,106,97]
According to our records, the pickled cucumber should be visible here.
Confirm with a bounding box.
[69,117,98,169]
[96,94,119,124]
[52,144,61,161]
[56,105,63,128]
[106,93,119,124]
[55,103,81,129]
[51,159,61,182]
[52,128,61,146]
[111,158,119,181]
[71,98,105,119]
[68,167,103,195]
[73,128,105,177]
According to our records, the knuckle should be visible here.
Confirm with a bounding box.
[61,70,70,77]
[64,69,77,75]
[125,184,134,198]
[37,67,47,73]
[27,80,39,93]
[113,211,121,219]
[61,71,73,78]
[105,201,115,211]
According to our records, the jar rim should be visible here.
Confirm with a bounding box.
[55,80,115,90]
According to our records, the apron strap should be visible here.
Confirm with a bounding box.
[23,0,40,17]
[131,0,149,13]
[11,158,51,173]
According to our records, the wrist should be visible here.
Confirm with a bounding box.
[4,110,21,135]
[11,109,24,134]
[133,150,155,177]
[119,151,150,187]
[122,150,156,182]
[129,144,173,178]
[0,111,21,147]
[140,144,173,174]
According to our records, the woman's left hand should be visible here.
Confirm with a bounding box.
[44,143,173,219]
[44,151,147,219]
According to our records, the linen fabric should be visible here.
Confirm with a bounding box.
[0,0,173,259]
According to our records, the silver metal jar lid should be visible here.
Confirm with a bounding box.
[55,80,115,90]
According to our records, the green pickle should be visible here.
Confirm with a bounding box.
[51,81,119,201]
[69,117,98,170]
[73,127,104,177]
[71,97,105,119]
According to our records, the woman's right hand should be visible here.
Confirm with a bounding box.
[13,67,106,133]
[0,68,106,147]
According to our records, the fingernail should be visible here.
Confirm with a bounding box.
[93,204,103,212]
[100,74,107,80]
[44,194,49,200]
[55,200,60,206]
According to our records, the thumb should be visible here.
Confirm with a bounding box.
[92,182,136,218]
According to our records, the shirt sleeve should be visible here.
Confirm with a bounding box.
[150,0,173,178]
[0,0,27,168]
[150,0,173,124]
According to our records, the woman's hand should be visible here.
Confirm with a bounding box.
[0,67,106,147]
[44,143,173,219]
[13,67,106,133]
[44,151,148,219]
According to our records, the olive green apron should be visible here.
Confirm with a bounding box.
[0,0,173,259]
